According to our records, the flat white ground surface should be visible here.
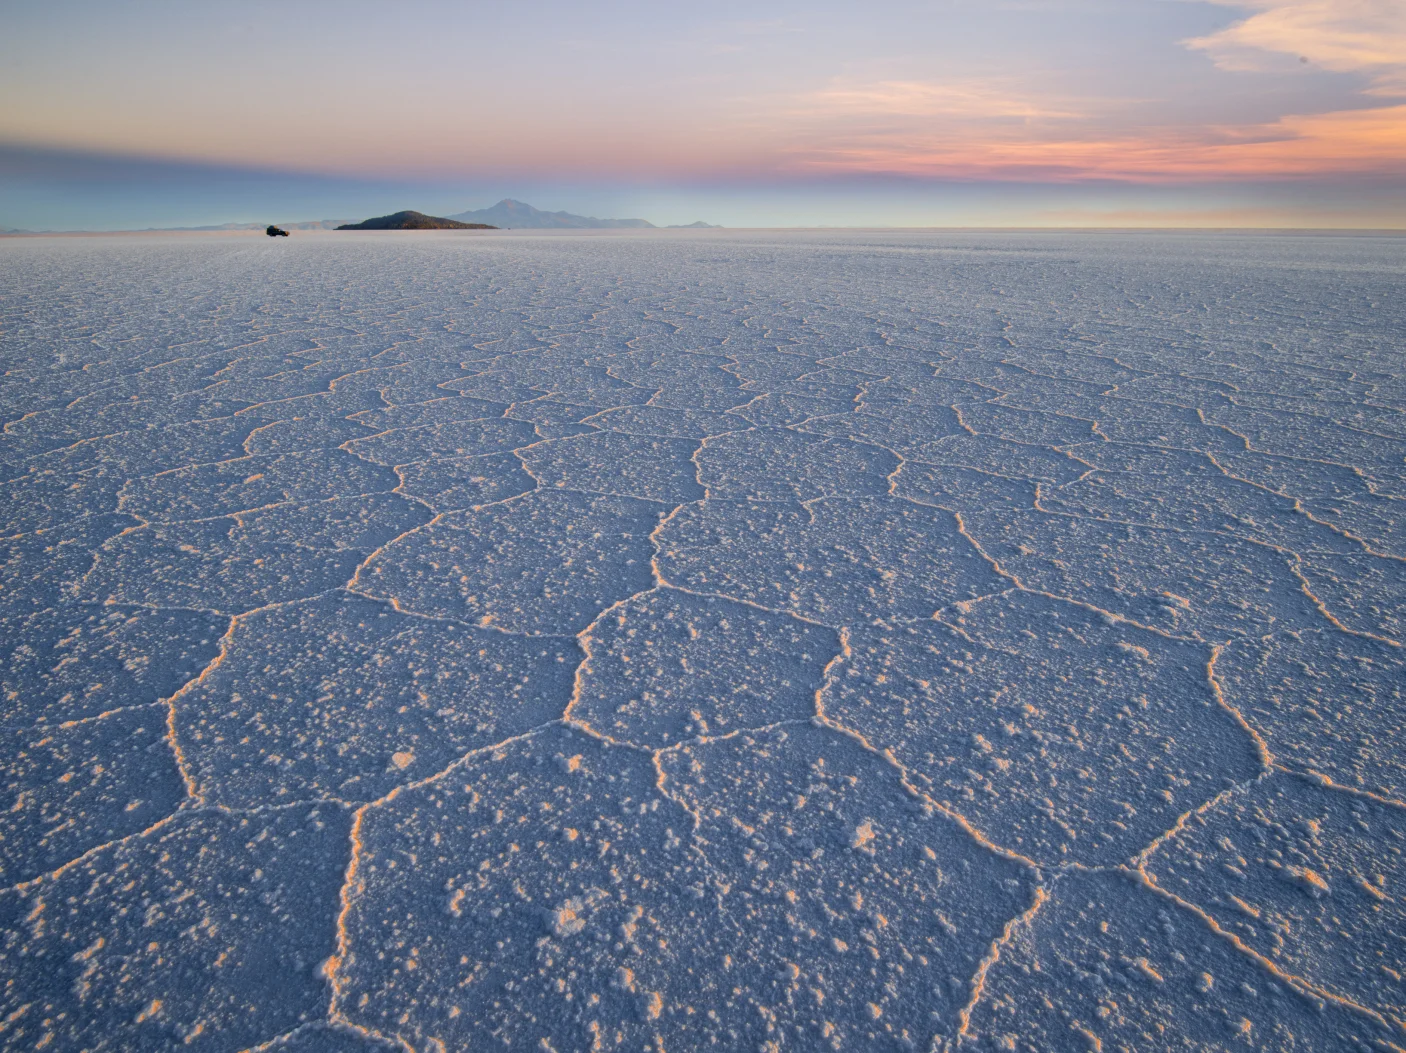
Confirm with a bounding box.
[1,230,1403,1052]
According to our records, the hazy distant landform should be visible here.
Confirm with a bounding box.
[447,199,657,229]
[336,211,496,231]
[446,200,719,230]
[1,230,1403,1052]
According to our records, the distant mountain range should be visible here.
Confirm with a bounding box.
[337,210,495,230]
[447,201,721,229]
[446,199,655,229]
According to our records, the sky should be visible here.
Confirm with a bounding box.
[1,0,1403,229]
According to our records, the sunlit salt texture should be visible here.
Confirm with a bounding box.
[2,230,1403,1051]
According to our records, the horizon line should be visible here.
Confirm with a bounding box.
[5,225,1406,238]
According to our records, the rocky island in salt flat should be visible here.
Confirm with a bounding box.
[337,210,496,230]
[0,229,1402,1052]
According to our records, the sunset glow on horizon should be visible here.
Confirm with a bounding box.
[2,0,1403,228]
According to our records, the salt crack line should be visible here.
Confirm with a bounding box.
[1127,864,1404,1036]
[1281,766,1406,813]
[0,812,183,898]
[1207,643,1276,771]
[322,722,565,1050]
[955,887,1049,1047]
[1289,558,1402,649]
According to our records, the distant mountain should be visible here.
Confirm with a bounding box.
[667,221,722,229]
[446,199,655,229]
[338,210,496,230]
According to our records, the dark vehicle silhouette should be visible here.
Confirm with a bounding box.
[266,225,289,237]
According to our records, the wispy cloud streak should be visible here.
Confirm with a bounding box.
[779,104,1406,182]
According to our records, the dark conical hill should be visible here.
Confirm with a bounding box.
[337,211,496,230]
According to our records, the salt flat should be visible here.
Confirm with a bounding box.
[1,229,1403,1051]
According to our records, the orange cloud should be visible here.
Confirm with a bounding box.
[1187,0,1406,94]
[753,52,1406,183]
[780,103,1406,182]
